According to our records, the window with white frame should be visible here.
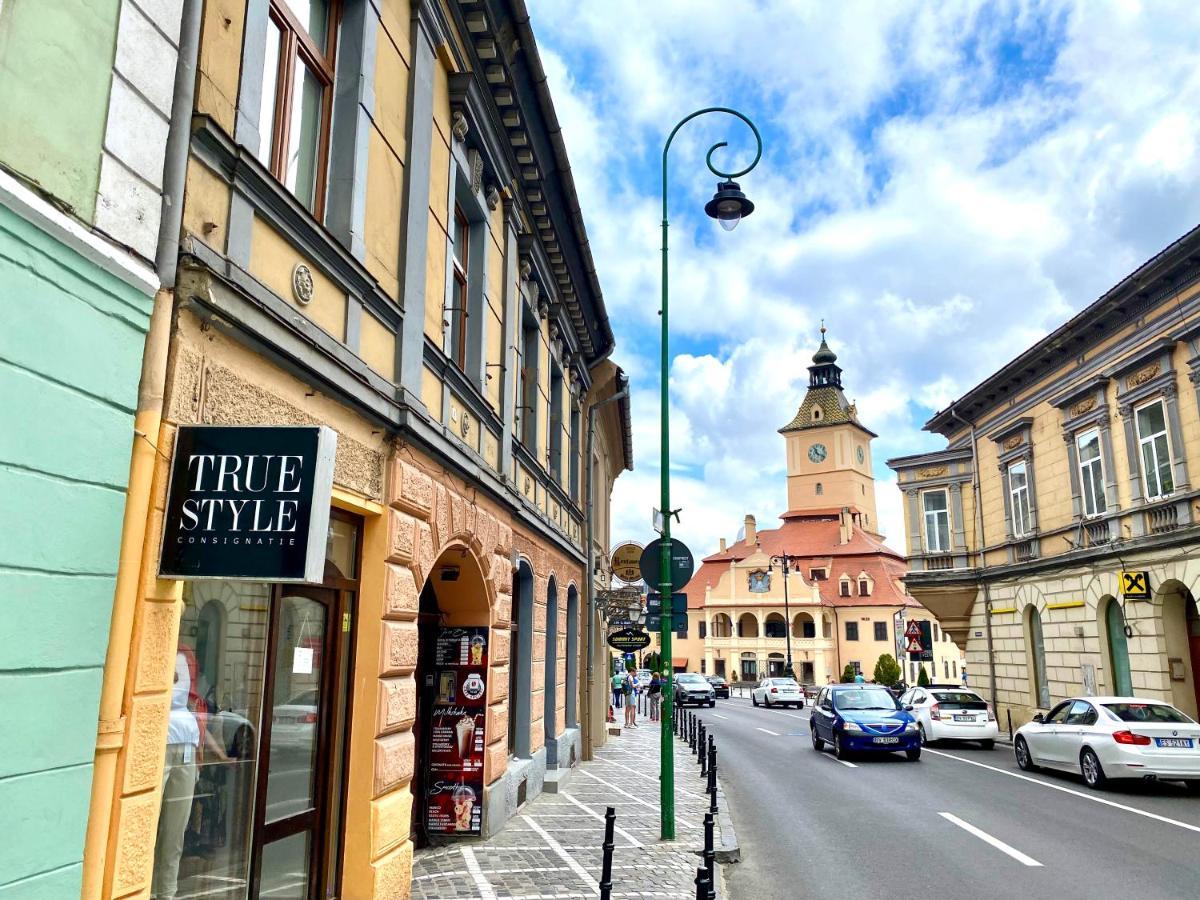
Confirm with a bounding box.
[447,205,471,370]
[1135,400,1174,499]
[1076,429,1107,517]
[922,490,950,552]
[1008,460,1031,536]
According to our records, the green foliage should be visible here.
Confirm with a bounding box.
[873,655,902,687]
[917,666,930,687]
[841,664,857,683]
[625,657,637,672]
[643,651,662,671]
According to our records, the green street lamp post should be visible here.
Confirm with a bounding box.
[658,108,762,840]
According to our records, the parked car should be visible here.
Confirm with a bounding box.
[635,669,652,692]
[271,689,319,751]
[899,686,998,748]
[751,677,805,709]
[811,684,921,761]
[705,675,730,699]
[674,673,716,707]
[1014,696,1200,790]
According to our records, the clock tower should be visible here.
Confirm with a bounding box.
[780,328,879,529]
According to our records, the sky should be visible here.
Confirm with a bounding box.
[527,0,1200,561]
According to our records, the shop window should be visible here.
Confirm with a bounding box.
[1077,429,1107,517]
[1135,399,1174,499]
[922,489,950,552]
[873,621,887,641]
[845,621,859,641]
[257,0,338,217]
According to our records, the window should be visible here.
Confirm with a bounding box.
[518,318,538,447]
[809,568,827,581]
[933,623,940,642]
[858,578,870,597]
[1076,430,1107,517]
[815,483,824,495]
[700,659,706,674]
[764,615,787,638]
[1026,606,1050,708]
[839,578,851,598]
[257,0,338,216]
[1135,400,1174,499]
[698,621,707,639]
[922,490,950,552]
[850,660,862,676]
[873,621,887,641]
[1066,700,1098,726]
[1008,460,1031,536]
[449,206,470,369]
[549,365,564,481]
[845,621,859,641]
[569,405,581,500]
[952,660,957,678]
[944,660,950,679]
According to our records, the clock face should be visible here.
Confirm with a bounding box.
[808,443,827,463]
[857,446,865,464]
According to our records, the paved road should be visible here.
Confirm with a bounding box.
[689,696,1200,900]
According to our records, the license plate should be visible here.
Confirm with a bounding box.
[954,715,974,722]
[872,737,899,744]
[1155,738,1193,748]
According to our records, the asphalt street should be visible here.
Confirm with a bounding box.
[687,695,1200,900]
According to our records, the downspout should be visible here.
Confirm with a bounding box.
[947,404,997,711]
[583,381,628,761]
[81,2,201,895]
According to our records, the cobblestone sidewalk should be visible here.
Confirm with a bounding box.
[412,717,725,899]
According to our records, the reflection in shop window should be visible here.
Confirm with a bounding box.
[153,582,270,899]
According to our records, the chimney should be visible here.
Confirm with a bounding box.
[744,514,757,546]
[719,537,727,552]
[839,507,851,545]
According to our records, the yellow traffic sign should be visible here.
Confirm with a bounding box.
[610,542,643,584]
[1120,570,1150,600]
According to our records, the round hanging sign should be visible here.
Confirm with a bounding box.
[610,542,644,584]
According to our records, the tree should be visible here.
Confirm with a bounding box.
[917,665,930,687]
[642,651,662,672]
[841,664,857,683]
[873,655,902,687]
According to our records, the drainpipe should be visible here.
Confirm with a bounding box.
[947,404,998,711]
[81,2,202,895]
[583,380,629,760]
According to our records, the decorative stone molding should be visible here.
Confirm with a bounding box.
[1069,396,1097,417]
[468,148,484,193]
[485,183,501,210]
[291,263,314,305]
[1002,434,1023,451]
[917,466,948,478]
[451,108,469,142]
[1126,362,1160,389]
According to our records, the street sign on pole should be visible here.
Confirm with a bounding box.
[647,593,687,614]
[904,620,922,640]
[610,542,644,584]
[904,636,923,654]
[639,539,694,592]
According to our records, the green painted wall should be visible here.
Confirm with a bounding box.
[0,0,122,220]
[0,203,151,894]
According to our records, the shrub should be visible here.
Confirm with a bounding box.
[917,666,930,687]
[841,664,857,683]
[873,655,902,687]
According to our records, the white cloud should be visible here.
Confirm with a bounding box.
[530,0,1200,561]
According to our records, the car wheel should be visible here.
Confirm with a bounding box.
[752,694,759,707]
[917,724,927,746]
[1080,748,1108,790]
[1184,780,1200,794]
[765,695,773,707]
[708,700,716,708]
[811,725,825,751]
[906,747,922,761]
[1014,736,1037,771]
[980,740,995,751]
[833,732,850,761]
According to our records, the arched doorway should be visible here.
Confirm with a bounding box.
[565,586,579,729]
[1024,605,1050,708]
[739,652,757,681]
[711,613,732,637]
[792,612,815,639]
[1099,596,1132,696]
[764,613,787,638]
[1160,580,1200,719]
[768,652,786,677]
[544,577,558,766]
[737,613,759,638]
[411,544,493,846]
[509,561,534,759]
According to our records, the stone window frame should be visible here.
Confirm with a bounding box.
[838,575,853,598]
[1050,376,1121,540]
[986,418,1042,559]
[1112,339,1190,510]
[920,487,952,553]
[856,571,873,597]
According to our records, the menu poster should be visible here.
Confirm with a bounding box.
[427,627,489,836]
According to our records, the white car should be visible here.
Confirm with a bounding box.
[899,686,998,748]
[1014,696,1200,790]
[751,677,805,709]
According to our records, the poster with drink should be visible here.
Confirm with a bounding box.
[426,626,489,836]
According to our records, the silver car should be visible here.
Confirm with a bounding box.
[674,673,716,708]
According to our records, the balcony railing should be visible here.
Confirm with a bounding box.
[1083,520,1111,547]
[1147,503,1179,534]
[925,554,955,571]
[1013,538,1038,562]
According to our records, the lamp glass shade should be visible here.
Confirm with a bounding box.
[704,180,754,231]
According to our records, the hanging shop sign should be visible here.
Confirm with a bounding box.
[1119,570,1151,600]
[610,542,645,584]
[426,626,489,836]
[159,425,337,582]
[638,538,695,593]
[607,627,652,652]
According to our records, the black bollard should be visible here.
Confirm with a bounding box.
[600,806,615,900]
[694,867,710,900]
[700,725,708,774]
[704,812,716,900]
[708,744,718,815]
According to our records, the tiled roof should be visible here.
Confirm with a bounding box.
[779,387,859,433]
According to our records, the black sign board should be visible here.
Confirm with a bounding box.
[647,612,688,634]
[647,593,688,614]
[607,627,652,652]
[159,425,337,582]
[907,620,934,662]
[639,539,695,593]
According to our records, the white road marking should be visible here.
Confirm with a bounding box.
[924,747,1200,835]
[769,710,809,720]
[815,750,858,768]
[461,847,499,899]
[522,815,600,895]
[574,768,659,810]
[938,812,1042,866]
[557,792,643,848]
[710,713,730,720]
[755,727,782,736]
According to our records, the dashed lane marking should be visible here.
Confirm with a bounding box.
[755,727,782,736]
[938,812,1042,866]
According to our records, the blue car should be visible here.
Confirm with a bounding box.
[810,684,922,761]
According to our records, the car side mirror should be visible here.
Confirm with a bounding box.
[904,704,914,711]
[1032,713,1044,723]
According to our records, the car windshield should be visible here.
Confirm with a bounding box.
[770,679,799,688]
[707,677,726,684]
[676,674,705,684]
[833,689,898,711]
[932,691,987,710]
[1102,702,1193,724]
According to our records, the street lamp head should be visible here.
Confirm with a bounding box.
[704,180,754,231]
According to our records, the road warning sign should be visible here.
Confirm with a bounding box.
[904,636,924,654]
[905,620,923,640]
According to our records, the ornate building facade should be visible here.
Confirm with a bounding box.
[674,334,959,686]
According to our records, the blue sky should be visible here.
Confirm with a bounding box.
[527,0,1200,557]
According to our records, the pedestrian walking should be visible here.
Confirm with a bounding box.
[648,670,662,722]
[623,669,637,727]
[611,668,625,711]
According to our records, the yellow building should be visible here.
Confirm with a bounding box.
[888,223,1200,730]
[80,2,631,898]
[674,334,958,687]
